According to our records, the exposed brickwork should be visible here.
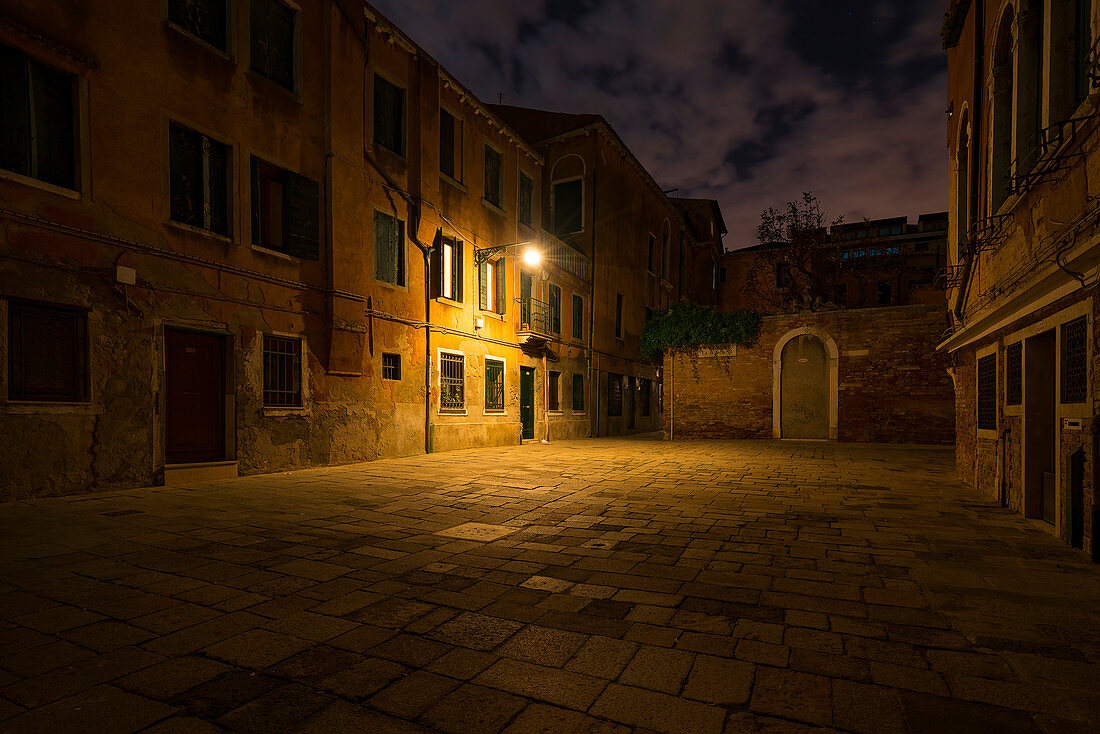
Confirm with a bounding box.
[665,304,955,445]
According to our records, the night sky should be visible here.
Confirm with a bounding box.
[371,0,948,249]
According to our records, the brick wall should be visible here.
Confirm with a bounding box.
[665,304,955,445]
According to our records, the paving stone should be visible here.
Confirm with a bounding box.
[169,670,283,719]
[503,702,631,733]
[368,670,460,719]
[496,625,588,667]
[117,656,234,701]
[297,699,432,733]
[682,654,754,705]
[832,679,907,734]
[216,682,333,733]
[429,612,524,651]
[750,667,834,727]
[617,645,694,694]
[418,682,527,734]
[203,628,310,669]
[0,684,173,734]
[475,658,607,711]
[898,690,1044,734]
[589,682,726,734]
[565,636,638,679]
[1,645,163,708]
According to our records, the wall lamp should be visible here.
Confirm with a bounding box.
[474,241,541,266]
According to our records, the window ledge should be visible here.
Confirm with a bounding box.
[438,409,468,416]
[246,67,302,104]
[2,401,100,415]
[166,219,234,244]
[440,174,467,193]
[373,278,409,292]
[164,20,234,62]
[435,295,464,309]
[0,169,80,200]
[484,409,506,416]
[479,310,505,321]
[251,244,295,261]
[519,221,535,234]
[547,410,564,416]
[482,198,506,216]
[263,406,309,417]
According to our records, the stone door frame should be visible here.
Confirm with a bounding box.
[773,327,839,440]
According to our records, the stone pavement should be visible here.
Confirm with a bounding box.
[1,437,1099,734]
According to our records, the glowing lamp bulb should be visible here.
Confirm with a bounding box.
[522,247,541,266]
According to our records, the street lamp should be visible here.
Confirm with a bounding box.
[473,240,541,266]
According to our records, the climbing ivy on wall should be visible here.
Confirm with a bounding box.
[639,302,762,361]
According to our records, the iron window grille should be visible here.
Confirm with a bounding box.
[439,108,461,180]
[0,44,76,190]
[170,123,230,236]
[250,0,296,91]
[640,378,651,417]
[572,373,584,411]
[1005,342,1022,406]
[548,285,561,334]
[519,173,534,226]
[382,353,400,381]
[484,358,504,412]
[484,145,503,208]
[608,373,623,416]
[977,354,997,430]
[374,211,406,285]
[262,335,302,407]
[1061,316,1088,404]
[440,352,465,411]
[7,301,88,401]
[250,157,320,259]
[374,75,405,155]
[168,0,228,51]
[548,371,560,411]
[572,294,583,339]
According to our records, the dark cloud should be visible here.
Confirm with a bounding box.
[370,0,947,248]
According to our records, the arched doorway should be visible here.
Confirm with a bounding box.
[773,328,839,440]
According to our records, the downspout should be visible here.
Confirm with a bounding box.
[589,133,599,437]
[952,0,984,326]
[669,349,674,441]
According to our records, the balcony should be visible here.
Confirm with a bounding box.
[515,296,557,358]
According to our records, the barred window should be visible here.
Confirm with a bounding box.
[170,123,230,236]
[0,44,77,190]
[382,353,400,381]
[572,294,583,340]
[519,172,534,226]
[1005,342,1022,406]
[8,301,88,401]
[548,370,560,411]
[440,352,465,411]
[572,373,584,411]
[548,284,561,334]
[374,211,405,285]
[250,0,296,91]
[608,373,622,416]
[640,378,651,417]
[977,354,996,430]
[1062,316,1088,404]
[168,0,228,51]
[263,335,302,407]
[484,145,502,208]
[375,75,405,156]
[485,358,504,412]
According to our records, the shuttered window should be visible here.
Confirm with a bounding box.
[373,211,405,285]
[519,172,534,226]
[1005,342,1022,406]
[485,358,504,412]
[440,352,465,411]
[431,235,463,302]
[548,284,561,334]
[548,371,561,411]
[439,108,461,180]
[170,122,230,236]
[374,75,405,155]
[640,378,651,417]
[1061,316,1088,404]
[608,373,622,417]
[552,178,582,234]
[8,301,88,402]
[262,335,301,407]
[572,294,583,339]
[250,0,296,91]
[572,373,584,411]
[168,0,228,51]
[977,354,996,430]
[0,44,76,190]
[484,145,502,208]
[479,259,505,314]
[250,157,319,259]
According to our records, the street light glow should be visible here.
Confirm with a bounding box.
[522,247,541,266]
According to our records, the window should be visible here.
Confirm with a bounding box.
[262,335,302,407]
[440,352,465,411]
[990,11,1014,212]
[519,172,534,227]
[608,373,622,416]
[374,211,406,286]
[640,378,651,417]
[1075,0,1094,106]
[478,258,506,315]
[0,44,76,190]
[548,371,560,411]
[250,0,296,91]
[572,373,584,411]
[382,353,401,381]
[170,123,230,236]
[661,232,671,279]
[572,294,583,340]
[712,265,718,290]
[439,108,462,181]
[647,235,656,272]
[168,0,228,51]
[615,293,624,338]
[877,281,893,306]
[719,266,727,283]
[914,242,929,253]
[977,354,997,430]
[1006,342,1021,406]
[250,157,320,259]
[552,178,582,234]
[485,358,504,412]
[374,75,405,156]
[775,262,791,289]
[1062,316,1088,404]
[484,145,502,208]
[432,235,463,302]
[548,284,561,334]
[834,283,847,306]
[7,301,87,401]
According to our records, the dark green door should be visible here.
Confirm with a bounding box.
[520,367,535,439]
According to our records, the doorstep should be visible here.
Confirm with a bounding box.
[163,460,239,486]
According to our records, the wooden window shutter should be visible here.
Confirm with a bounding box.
[478,261,488,310]
[429,230,443,299]
[452,240,463,302]
[284,172,319,260]
[495,262,506,315]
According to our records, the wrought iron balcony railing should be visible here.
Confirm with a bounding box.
[516,296,552,336]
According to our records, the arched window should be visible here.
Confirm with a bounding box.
[955,109,970,262]
[1015,1,1042,175]
[990,7,1015,212]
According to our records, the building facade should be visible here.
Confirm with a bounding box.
[942,0,1098,559]
[0,1,714,500]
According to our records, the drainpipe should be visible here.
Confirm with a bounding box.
[669,350,674,441]
[952,0,984,327]
[589,133,600,437]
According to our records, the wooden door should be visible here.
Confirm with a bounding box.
[520,367,535,440]
[165,328,225,463]
[780,335,828,439]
